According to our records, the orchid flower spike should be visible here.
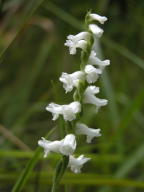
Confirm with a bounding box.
[69,155,91,173]
[84,65,102,83]
[60,134,77,156]
[46,101,81,121]
[89,13,108,24]
[38,134,76,158]
[89,24,103,38]
[83,86,108,111]
[89,51,110,70]
[59,71,85,93]
[76,123,101,143]
[64,32,90,55]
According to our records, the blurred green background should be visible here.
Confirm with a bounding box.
[0,0,144,191]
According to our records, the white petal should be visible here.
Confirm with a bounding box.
[38,137,62,158]
[60,134,76,156]
[65,32,90,55]
[89,13,107,24]
[46,102,81,121]
[83,86,108,109]
[59,71,84,93]
[85,65,102,83]
[67,32,89,42]
[89,24,103,38]
[76,123,101,143]
[89,51,110,70]
[46,103,62,120]
[69,155,91,173]
[62,102,81,121]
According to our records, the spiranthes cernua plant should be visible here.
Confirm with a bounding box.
[38,11,110,192]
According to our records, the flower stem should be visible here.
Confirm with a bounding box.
[51,155,69,192]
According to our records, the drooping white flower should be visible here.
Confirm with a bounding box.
[38,134,76,158]
[46,101,81,121]
[89,13,107,24]
[89,51,110,70]
[59,71,85,93]
[84,65,102,83]
[38,137,62,158]
[89,24,103,38]
[64,32,90,55]
[83,86,108,110]
[68,155,91,173]
[76,123,101,143]
[60,134,76,156]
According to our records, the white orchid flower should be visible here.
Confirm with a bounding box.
[89,51,110,70]
[38,134,76,158]
[84,65,102,83]
[76,123,101,143]
[64,32,90,55]
[46,101,81,121]
[83,86,108,111]
[60,134,76,156]
[68,155,91,173]
[59,71,85,93]
[89,24,103,38]
[89,13,107,24]
[38,137,62,158]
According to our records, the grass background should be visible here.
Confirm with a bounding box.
[0,0,144,191]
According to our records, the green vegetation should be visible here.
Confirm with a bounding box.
[0,0,144,191]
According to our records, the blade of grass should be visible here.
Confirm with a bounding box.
[0,150,123,164]
[102,37,144,70]
[11,127,55,192]
[2,172,144,188]
[0,0,47,60]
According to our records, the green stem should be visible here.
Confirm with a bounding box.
[51,156,69,192]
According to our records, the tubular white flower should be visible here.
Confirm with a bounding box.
[84,65,102,83]
[76,123,101,143]
[67,32,90,42]
[59,71,85,93]
[38,134,76,157]
[38,137,62,158]
[46,101,81,121]
[83,86,108,110]
[68,155,91,173]
[89,51,110,70]
[89,24,103,38]
[60,134,76,156]
[89,13,107,24]
[64,32,90,55]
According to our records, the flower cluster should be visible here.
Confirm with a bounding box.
[38,12,110,174]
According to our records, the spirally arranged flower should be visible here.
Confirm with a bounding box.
[38,134,76,157]
[46,101,81,121]
[38,12,110,192]
[76,123,101,143]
